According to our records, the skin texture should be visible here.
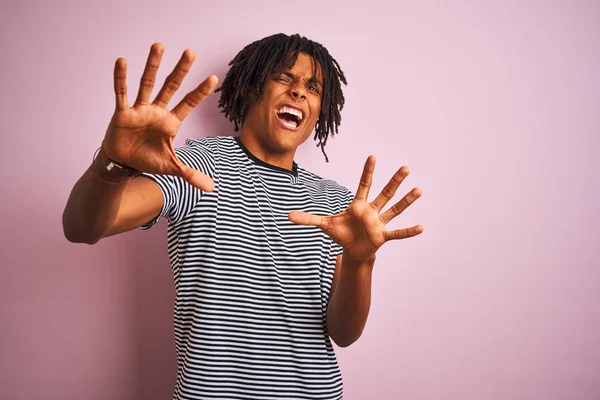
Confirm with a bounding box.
[102,43,218,191]
[62,42,423,348]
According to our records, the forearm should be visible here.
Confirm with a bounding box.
[327,252,375,347]
[62,163,127,244]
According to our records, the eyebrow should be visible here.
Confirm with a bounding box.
[280,71,323,87]
[307,76,323,87]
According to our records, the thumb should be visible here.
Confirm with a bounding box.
[288,211,324,227]
[178,163,215,192]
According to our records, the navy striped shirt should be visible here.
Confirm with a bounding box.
[142,135,353,400]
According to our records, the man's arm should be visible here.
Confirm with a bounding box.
[62,153,163,244]
[327,254,375,347]
[62,43,218,244]
[289,156,423,347]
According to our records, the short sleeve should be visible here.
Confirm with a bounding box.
[140,139,216,229]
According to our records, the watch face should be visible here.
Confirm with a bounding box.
[106,160,139,177]
[106,161,122,172]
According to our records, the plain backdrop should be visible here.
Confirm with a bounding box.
[1,1,599,399]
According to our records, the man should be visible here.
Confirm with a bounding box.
[63,33,423,400]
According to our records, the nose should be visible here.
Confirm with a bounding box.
[290,81,306,100]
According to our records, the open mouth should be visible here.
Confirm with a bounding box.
[276,105,304,130]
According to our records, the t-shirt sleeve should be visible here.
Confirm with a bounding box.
[140,139,216,230]
[332,186,355,257]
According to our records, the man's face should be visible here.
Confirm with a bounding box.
[241,53,323,157]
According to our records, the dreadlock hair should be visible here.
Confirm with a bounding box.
[216,33,347,162]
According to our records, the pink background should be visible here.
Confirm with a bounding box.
[1,1,599,399]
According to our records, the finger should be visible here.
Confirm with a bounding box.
[380,187,422,223]
[355,155,375,201]
[153,49,196,108]
[135,43,164,106]
[114,57,128,111]
[371,166,410,211]
[384,225,424,241]
[176,162,216,192]
[288,211,326,228]
[171,75,219,121]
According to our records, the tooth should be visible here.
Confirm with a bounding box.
[277,106,302,121]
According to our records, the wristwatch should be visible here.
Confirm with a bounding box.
[95,147,142,182]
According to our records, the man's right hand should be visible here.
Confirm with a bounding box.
[103,43,218,191]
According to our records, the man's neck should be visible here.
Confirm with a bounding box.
[238,131,296,171]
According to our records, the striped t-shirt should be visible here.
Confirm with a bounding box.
[141,135,353,400]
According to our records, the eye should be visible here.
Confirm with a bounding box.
[275,74,291,83]
[308,85,319,93]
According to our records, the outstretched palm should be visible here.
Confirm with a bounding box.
[289,156,423,262]
[103,43,218,191]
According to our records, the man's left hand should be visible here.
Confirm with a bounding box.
[288,156,423,263]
